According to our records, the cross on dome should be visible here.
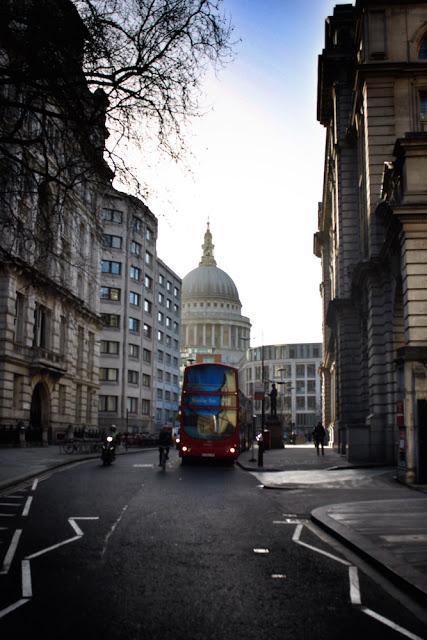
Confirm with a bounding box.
[199,221,217,266]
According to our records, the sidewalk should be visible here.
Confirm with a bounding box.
[0,443,152,491]
[239,444,427,606]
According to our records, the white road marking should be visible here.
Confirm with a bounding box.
[349,566,361,605]
[0,529,22,574]
[3,495,23,499]
[292,524,351,567]
[361,607,424,640]
[381,534,427,543]
[253,548,269,554]
[0,598,30,620]
[274,519,304,524]
[0,502,21,506]
[31,479,38,491]
[22,496,33,517]
[21,560,32,597]
[290,523,424,639]
[271,574,287,579]
[26,517,99,559]
[133,464,154,468]
[101,506,128,558]
[0,513,16,517]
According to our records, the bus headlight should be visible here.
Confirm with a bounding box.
[229,447,236,454]
[182,446,188,452]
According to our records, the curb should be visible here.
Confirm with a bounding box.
[311,504,427,607]
[0,447,156,492]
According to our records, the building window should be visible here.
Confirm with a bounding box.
[143,348,151,363]
[145,227,153,242]
[296,365,305,378]
[157,349,164,362]
[128,370,139,384]
[158,311,164,323]
[14,292,26,344]
[158,292,164,305]
[158,330,164,343]
[99,395,118,412]
[13,374,24,409]
[33,303,51,349]
[165,390,171,401]
[128,343,140,359]
[166,298,172,309]
[296,380,305,394]
[99,368,119,382]
[144,275,152,290]
[100,340,119,355]
[129,291,140,306]
[58,384,66,414]
[100,287,121,301]
[158,274,164,286]
[157,388,163,400]
[101,260,121,275]
[130,241,141,256]
[145,251,153,267]
[101,313,120,328]
[142,374,151,387]
[418,35,427,59]
[127,397,138,414]
[144,299,152,314]
[174,287,179,297]
[128,317,140,333]
[307,364,316,378]
[166,280,172,292]
[143,323,152,339]
[129,265,141,281]
[157,369,163,381]
[420,91,427,132]
[102,208,122,224]
[132,216,142,232]
[307,396,316,410]
[142,399,150,415]
[307,380,316,393]
[102,234,122,249]
[296,397,305,410]
[166,317,172,328]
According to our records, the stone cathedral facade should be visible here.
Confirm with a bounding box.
[314,0,427,483]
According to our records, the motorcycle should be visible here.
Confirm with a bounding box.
[101,435,116,466]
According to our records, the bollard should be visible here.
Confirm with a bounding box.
[256,433,264,467]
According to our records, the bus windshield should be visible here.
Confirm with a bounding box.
[182,365,238,440]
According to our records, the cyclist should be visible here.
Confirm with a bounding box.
[158,426,172,466]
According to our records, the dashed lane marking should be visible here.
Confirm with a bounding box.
[21,497,33,517]
[0,529,23,574]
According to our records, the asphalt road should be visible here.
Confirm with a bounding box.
[0,450,426,640]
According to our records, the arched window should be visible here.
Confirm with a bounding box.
[419,35,427,59]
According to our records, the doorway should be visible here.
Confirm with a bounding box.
[29,382,49,444]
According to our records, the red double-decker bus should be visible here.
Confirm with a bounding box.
[179,363,240,463]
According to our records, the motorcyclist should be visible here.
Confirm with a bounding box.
[158,426,172,466]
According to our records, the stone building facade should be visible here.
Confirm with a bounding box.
[181,224,251,369]
[99,189,181,433]
[0,0,111,443]
[314,0,427,482]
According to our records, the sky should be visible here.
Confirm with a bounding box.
[123,0,342,347]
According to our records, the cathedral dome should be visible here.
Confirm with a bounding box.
[182,225,241,305]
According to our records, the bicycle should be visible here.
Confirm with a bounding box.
[159,446,168,470]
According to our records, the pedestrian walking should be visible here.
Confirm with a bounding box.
[312,421,326,456]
